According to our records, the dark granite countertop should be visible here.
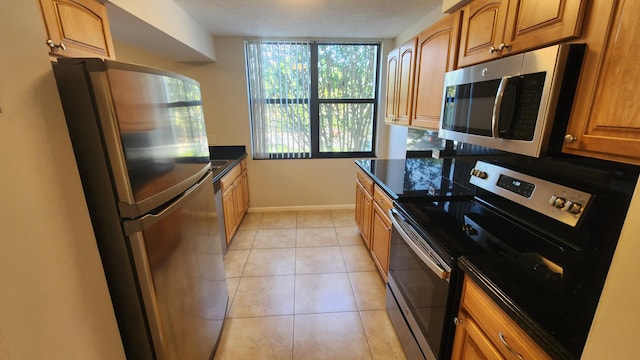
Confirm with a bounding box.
[208,145,247,186]
[355,157,478,199]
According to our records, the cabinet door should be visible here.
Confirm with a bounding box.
[503,0,586,55]
[562,0,640,165]
[395,39,418,125]
[39,0,116,59]
[362,189,373,249]
[222,188,237,244]
[371,202,391,282]
[355,182,363,230]
[232,177,244,224]
[240,169,250,214]
[461,277,551,360]
[385,49,400,123]
[355,181,373,248]
[451,313,505,360]
[412,12,462,129]
[458,0,509,67]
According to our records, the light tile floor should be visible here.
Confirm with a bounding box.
[213,210,407,360]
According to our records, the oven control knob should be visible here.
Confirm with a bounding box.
[549,195,566,209]
[564,201,583,214]
[462,224,478,236]
[470,169,489,179]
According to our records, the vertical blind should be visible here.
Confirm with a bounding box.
[245,40,311,159]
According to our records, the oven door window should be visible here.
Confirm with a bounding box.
[389,226,451,357]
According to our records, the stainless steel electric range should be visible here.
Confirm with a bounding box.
[386,156,639,359]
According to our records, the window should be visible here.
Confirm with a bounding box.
[245,40,380,159]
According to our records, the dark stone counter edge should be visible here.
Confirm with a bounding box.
[458,256,577,360]
[209,146,247,185]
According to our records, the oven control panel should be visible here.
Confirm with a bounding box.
[469,161,592,227]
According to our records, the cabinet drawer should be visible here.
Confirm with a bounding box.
[461,277,550,360]
[220,164,241,192]
[356,168,374,194]
[372,186,393,217]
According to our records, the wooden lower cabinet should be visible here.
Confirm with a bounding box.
[355,181,373,248]
[221,160,249,244]
[452,311,504,359]
[354,167,394,281]
[370,186,393,282]
[370,202,391,282]
[355,168,374,248]
[452,276,551,360]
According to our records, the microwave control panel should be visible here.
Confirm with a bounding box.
[469,161,592,227]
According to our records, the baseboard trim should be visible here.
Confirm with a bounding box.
[247,204,355,213]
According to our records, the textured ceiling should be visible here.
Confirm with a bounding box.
[172,0,442,38]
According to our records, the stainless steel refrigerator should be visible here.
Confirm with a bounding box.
[53,58,227,360]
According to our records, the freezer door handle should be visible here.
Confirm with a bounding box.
[123,172,212,235]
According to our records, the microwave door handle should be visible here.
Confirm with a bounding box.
[492,76,510,138]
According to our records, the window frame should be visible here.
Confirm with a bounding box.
[249,41,381,159]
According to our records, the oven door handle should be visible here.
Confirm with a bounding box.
[390,209,451,281]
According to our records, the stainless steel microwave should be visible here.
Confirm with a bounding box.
[439,44,585,157]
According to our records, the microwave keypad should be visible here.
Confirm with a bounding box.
[509,72,546,140]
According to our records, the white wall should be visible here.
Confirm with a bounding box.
[106,0,216,62]
[0,2,125,359]
[581,178,640,359]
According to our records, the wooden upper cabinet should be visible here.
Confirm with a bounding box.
[384,49,399,123]
[504,0,586,55]
[39,0,116,60]
[458,0,509,67]
[395,39,417,125]
[384,39,416,126]
[562,0,640,165]
[411,12,462,130]
[458,0,586,67]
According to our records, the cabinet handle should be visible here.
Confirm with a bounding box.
[499,332,524,360]
[46,39,67,51]
[489,46,499,54]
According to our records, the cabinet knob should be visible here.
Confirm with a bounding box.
[498,43,510,51]
[46,39,67,51]
[564,134,577,144]
[489,43,511,54]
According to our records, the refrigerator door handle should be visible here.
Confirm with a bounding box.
[129,231,171,360]
[123,172,212,236]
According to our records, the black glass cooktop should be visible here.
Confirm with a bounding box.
[356,157,477,198]
[393,197,482,266]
